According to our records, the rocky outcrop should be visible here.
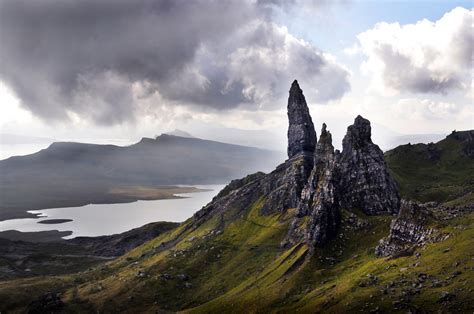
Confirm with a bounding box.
[194,81,322,227]
[287,80,317,159]
[193,81,401,252]
[193,83,316,228]
[375,200,443,257]
[284,124,340,248]
[193,153,314,229]
[338,115,400,215]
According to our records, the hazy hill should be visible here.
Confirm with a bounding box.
[0,134,284,220]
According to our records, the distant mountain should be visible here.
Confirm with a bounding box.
[163,129,195,138]
[0,134,284,220]
[188,125,285,151]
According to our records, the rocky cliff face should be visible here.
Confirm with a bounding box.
[193,81,400,251]
[375,200,443,257]
[338,115,400,215]
[284,124,340,249]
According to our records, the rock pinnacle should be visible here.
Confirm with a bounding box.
[287,80,317,158]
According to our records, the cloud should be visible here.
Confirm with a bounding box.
[356,7,473,95]
[0,0,350,125]
[394,98,461,120]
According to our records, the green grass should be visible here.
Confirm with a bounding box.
[385,136,474,202]
[183,211,473,313]
[18,201,465,313]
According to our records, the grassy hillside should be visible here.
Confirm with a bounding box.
[385,131,474,202]
[1,196,472,313]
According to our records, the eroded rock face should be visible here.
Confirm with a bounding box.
[287,80,317,159]
[375,200,443,257]
[193,82,401,252]
[284,124,340,248]
[193,82,316,229]
[338,115,400,215]
[192,154,313,229]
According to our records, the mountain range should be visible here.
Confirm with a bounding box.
[0,134,283,220]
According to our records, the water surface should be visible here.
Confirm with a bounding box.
[0,185,223,238]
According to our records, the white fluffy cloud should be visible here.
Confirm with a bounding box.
[218,21,350,108]
[356,7,473,95]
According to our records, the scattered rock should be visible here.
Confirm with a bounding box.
[438,291,455,303]
[177,274,189,281]
[160,273,173,280]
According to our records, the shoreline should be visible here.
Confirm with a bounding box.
[0,185,219,242]
[0,185,210,222]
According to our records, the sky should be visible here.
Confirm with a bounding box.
[0,0,472,152]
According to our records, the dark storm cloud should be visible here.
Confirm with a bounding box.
[0,0,350,124]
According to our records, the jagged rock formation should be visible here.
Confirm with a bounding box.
[338,116,400,215]
[375,200,443,257]
[287,80,317,159]
[284,124,340,248]
[194,81,317,227]
[284,116,400,247]
[194,81,400,251]
[193,153,313,227]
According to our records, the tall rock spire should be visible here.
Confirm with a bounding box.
[338,115,400,215]
[287,80,317,158]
